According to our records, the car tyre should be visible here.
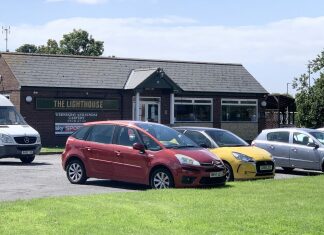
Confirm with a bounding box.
[66,159,87,184]
[20,155,35,164]
[282,167,294,173]
[150,168,174,189]
[224,162,234,181]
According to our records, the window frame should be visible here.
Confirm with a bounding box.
[174,97,213,123]
[221,98,258,123]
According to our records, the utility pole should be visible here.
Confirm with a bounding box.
[2,26,10,52]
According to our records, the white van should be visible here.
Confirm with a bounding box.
[0,95,41,163]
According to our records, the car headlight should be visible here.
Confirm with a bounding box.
[0,133,14,144]
[232,152,255,163]
[175,154,200,166]
[36,135,41,144]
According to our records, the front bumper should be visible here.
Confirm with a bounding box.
[174,165,227,187]
[234,160,275,180]
[0,144,41,158]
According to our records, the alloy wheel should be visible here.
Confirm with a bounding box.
[68,163,83,182]
[153,172,170,189]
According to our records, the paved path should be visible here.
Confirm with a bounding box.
[0,154,322,202]
[0,154,146,202]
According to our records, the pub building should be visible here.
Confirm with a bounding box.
[0,52,268,147]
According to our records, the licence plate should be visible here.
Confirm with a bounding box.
[22,150,34,155]
[260,165,273,171]
[210,171,224,178]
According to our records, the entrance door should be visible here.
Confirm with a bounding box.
[133,97,161,123]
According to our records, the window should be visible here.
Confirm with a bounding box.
[174,98,212,122]
[87,125,115,144]
[266,131,290,143]
[222,99,258,122]
[138,131,161,151]
[185,131,212,148]
[71,126,91,140]
[117,127,140,147]
[293,132,315,146]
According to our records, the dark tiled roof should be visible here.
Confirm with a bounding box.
[1,53,268,93]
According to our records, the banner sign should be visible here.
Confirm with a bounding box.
[37,98,119,110]
[55,112,98,135]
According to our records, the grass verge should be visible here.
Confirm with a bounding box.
[40,147,64,154]
[0,176,323,235]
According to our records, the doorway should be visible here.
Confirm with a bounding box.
[132,97,161,123]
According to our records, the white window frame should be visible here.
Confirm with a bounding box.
[174,97,213,123]
[221,98,258,122]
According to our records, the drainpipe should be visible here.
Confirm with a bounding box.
[170,92,175,125]
[135,91,140,121]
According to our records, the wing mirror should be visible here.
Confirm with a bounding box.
[199,143,209,148]
[308,142,320,149]
[133,143,146,153]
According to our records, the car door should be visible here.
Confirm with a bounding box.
[84,124,116,179]
[290,132,321,170]
[113,126,150,184]
[260,131,291,167]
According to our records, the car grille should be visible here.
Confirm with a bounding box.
[256,161,274,174]
[14,137,37,144]
[199,175,226,185]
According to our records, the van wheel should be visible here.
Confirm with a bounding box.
[20,155,35,164]
[150,168,174,189]
[224,162,234,181]
[282,167,294,173]
[66,160,87,184]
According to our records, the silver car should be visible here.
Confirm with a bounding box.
[252,128,324,172]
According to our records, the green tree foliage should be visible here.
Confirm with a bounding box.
[60,29,104,56]
[37,39,60,54]
[16,44,38,53]
[15,29,104,56]
[293,50,324,128]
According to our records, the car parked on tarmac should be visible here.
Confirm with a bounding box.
[62,121,226,189]
[174,127,275,181]
[252,128,324,172]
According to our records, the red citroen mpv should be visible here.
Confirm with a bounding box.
[62,121,226,189]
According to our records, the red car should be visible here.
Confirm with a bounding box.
[62,121,226,189]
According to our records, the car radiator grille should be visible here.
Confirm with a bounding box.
[14,137,37,144]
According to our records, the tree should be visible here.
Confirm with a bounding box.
[16,44,38,53]
[37,39,60,54]
[293,50,324,128]
[15,29,104,56]
[59,29,104,56]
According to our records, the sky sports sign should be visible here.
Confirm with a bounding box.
[55,112,98,135]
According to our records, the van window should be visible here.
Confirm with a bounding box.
[0,107,26,125]
[266,131,289,143]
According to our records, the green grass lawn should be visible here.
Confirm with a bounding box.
[40,147,64,154]
[0,176,324,235]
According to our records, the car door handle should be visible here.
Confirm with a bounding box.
[292,148,297,152]
[270,145,275,149]
[114,151,121,156]
[85,147,92,151]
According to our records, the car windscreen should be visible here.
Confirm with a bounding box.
[135,123,198,149]
[205,130,248,147]
[309,131,324,145]
[0,106,27,125]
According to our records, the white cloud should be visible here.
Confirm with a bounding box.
[45,0,107,4]
[2,16,324,94]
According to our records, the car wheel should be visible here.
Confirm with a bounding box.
[150,168,174,189]
[66,160,87,184]
[282,167,294,173]
[20,155,35,164]
[224,162,234,181]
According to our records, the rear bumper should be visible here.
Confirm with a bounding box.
[0,144,41,158]
[174,165,227,187]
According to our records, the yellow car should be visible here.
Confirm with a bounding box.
[175,127,275,181]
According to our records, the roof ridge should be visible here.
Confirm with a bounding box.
[0,52,243,66]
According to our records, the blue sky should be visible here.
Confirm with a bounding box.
[1,0,324,95]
